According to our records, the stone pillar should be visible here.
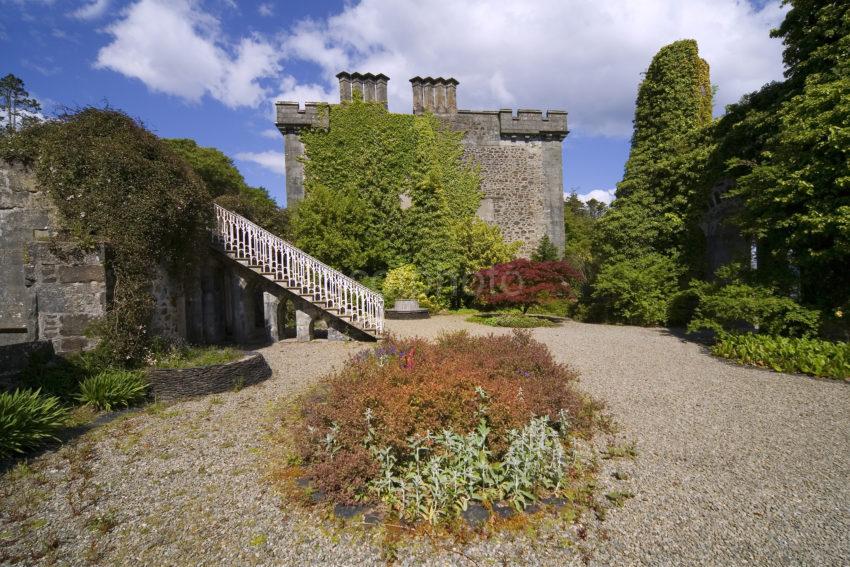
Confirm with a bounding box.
[376,74,389,109]
[410,77,424,114]
[434,79,447,114]
[283,132,305,204]
[336,72,352,102]
[263,292,281,342]
[423,79,435,113]
[445,79,458,113]
[295,309,314,342]
[351,77,363,100]
[541,139,566,256]
[363,75,376,102]
[230,271,251,343]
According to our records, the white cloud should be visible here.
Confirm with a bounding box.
[71,0,110,20]
[576,189,616,205]
[258,3,273,17]
[275,74,336,103]
[95,0,280,107]
[260,128,280,139]
[278,0,787,137]
[236,150,285,175]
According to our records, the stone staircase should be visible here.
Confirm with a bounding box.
[211,204,383,340]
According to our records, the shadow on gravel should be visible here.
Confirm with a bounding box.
[0,406,142,476]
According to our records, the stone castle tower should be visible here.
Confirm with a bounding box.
[276,72,568,257]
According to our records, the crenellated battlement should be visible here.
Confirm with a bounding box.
[275,101,329,134]
[497,109,568,139]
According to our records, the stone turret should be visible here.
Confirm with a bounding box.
[410,76,459,114]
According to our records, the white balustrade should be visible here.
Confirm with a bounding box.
[212,204,384,334]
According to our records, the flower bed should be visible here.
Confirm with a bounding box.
[286,331,602,526]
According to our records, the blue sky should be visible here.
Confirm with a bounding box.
[2,0,787,207]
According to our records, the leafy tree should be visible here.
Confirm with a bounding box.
[563,192,605,270]
[727,0,850,310]
[473,259,582,314]
[164,138,246,197]
[590,40,714,323]
[0,74,41,132]
[164,138,289,237]
[598,39,713,261]
[531,234,559,261]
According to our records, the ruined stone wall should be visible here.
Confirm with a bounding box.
[25,243,109,353]
[1,161,54,346]
[1,161,109,353]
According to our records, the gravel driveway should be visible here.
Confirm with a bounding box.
[2,316,848,566]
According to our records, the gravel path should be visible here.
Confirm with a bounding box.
[2,316,848,566]
[389,317,850,566]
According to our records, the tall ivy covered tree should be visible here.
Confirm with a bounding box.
[591,40,714,322]
[597,40,713,263]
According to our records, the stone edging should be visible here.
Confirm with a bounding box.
[146,351,271,401]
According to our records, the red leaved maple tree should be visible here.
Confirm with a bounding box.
[473,259,583,313]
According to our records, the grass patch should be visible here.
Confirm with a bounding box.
[77,370,148,411]
[149,346,242,369]
[467,313,556,328]
[712,333,850,380]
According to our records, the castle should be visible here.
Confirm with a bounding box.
[276,72,569,257]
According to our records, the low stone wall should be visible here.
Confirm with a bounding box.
[146,352,271,401]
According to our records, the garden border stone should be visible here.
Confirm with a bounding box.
[146,351,271,400]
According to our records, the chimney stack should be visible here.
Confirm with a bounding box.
[410,76,458,114]
[336,72,389,108]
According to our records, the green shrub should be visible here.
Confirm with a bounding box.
[467,314,556,328]
[687,272,820,337]
[0,389,68,457]
[77,370,148,411]
[712,333,850,380]
[591,253,683,326]
[381,264,442,312]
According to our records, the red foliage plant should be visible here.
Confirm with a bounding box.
[472,259,584,313]
[293,331,599,504]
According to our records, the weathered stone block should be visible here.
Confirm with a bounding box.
[59,265,106,283]
[59,314,96,336]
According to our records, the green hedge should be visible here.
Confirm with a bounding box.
[712,333,850,380]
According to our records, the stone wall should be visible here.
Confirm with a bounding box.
[25,242,109,353]
[0,161,54,346]
[1,160,109,354]
[146,351,271,400]
[440,111,566,257]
